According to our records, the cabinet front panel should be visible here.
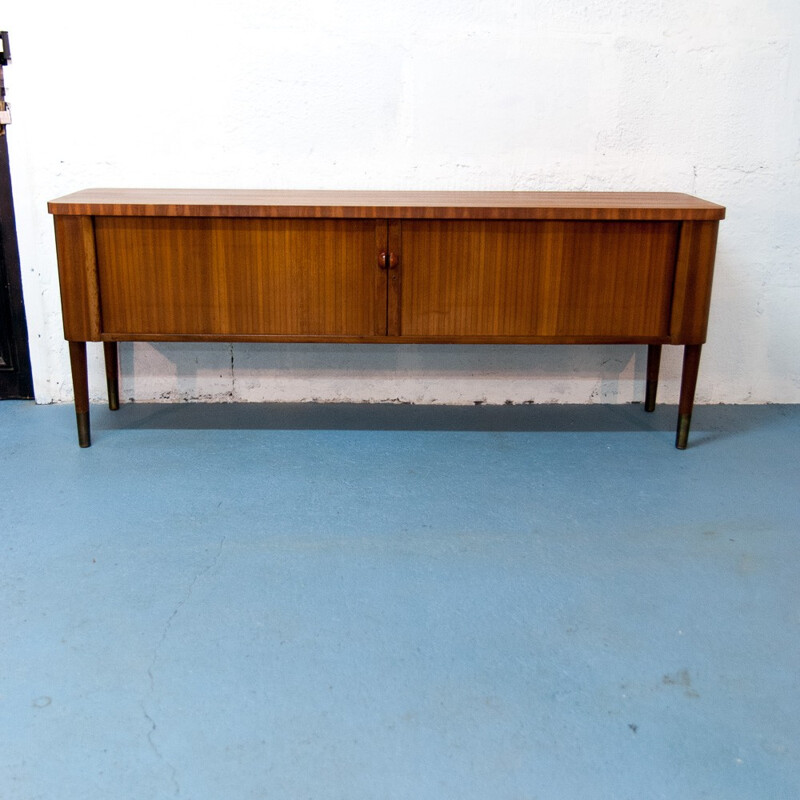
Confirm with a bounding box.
[95,218,387,337]
[399,221,679,338]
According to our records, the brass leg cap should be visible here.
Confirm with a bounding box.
[76,411,91,448]
[675,413,691,450]
[107,380,120,411]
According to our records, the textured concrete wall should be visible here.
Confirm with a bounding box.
[5,0,800,405]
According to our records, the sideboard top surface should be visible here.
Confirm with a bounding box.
[48,189,726,221]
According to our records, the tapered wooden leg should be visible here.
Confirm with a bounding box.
[103,342,120,410]
[645,344,662,412]
[68,341,91,448]
[676,344,702,450]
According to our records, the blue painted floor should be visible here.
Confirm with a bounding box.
[2,400,799,799]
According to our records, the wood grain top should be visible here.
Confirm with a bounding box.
[48,189,726,221]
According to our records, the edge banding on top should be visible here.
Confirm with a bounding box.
[48,189,727,221]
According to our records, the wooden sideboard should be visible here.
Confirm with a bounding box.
[49,189,725,448]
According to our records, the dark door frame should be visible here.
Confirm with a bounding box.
[0,31,34,400]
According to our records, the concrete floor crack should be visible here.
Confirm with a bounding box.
[147,535,227,689]
[142,703,180,795]
[141,535,227,793]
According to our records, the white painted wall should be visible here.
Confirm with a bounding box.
[4,0,799,405]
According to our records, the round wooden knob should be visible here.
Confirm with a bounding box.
[378,251,398,269]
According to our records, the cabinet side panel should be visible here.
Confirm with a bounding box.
[53,215,101,341]
[400,220,678,338]
[94,218,387,337]
[669,221,720,344]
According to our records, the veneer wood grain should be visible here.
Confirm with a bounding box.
[94,218,387,337]
[398,220,678,338]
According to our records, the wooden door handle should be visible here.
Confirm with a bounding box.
[378,251,399,269]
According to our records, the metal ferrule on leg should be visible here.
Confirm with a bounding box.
[106,377,120,411]
[675,413,691,450]
[76,411,91,448]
